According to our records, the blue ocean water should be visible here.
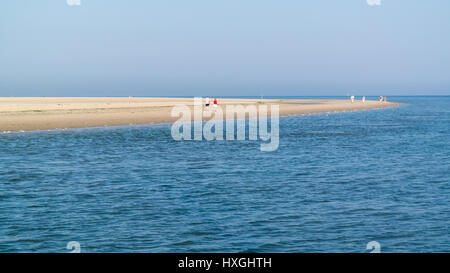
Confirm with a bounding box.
[0,96,449,253]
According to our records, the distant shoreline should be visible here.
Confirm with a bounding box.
[0,97,399,132]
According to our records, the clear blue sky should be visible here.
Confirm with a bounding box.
[1,0,449,96]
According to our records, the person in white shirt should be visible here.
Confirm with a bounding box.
[205,96,210,110]
[350,95,355,103]
[362,96,366,103]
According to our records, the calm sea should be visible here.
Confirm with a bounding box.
[0,96,449,252]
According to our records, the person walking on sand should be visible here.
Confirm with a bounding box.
[379,96,383,102]
[213,98,218,111]
[384,96,387,102]
[205,96,210,110]
[350,95,355,103]
[362,96,366,103]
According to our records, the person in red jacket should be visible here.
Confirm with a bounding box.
[213,98,218,111]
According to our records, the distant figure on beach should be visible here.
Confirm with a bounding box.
[362,96,366,103]
[379,96,383,102]
[384,96,387,102]
[213,98,218,111]
[350,95,355,103]
[205,96,210,109]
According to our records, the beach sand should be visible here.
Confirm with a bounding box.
[0,97,398,132]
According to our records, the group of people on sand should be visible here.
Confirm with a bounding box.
[350,95,361,103]
[349,95,387,103]
[204,96,218,111]
[378,96,388,102]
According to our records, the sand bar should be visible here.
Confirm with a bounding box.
[0,97,398,132]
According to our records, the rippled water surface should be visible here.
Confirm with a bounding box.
[1,96,449,252]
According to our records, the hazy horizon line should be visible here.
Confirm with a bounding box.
[1,95,449,98]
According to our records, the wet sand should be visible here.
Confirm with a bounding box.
[0,97,398,132]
